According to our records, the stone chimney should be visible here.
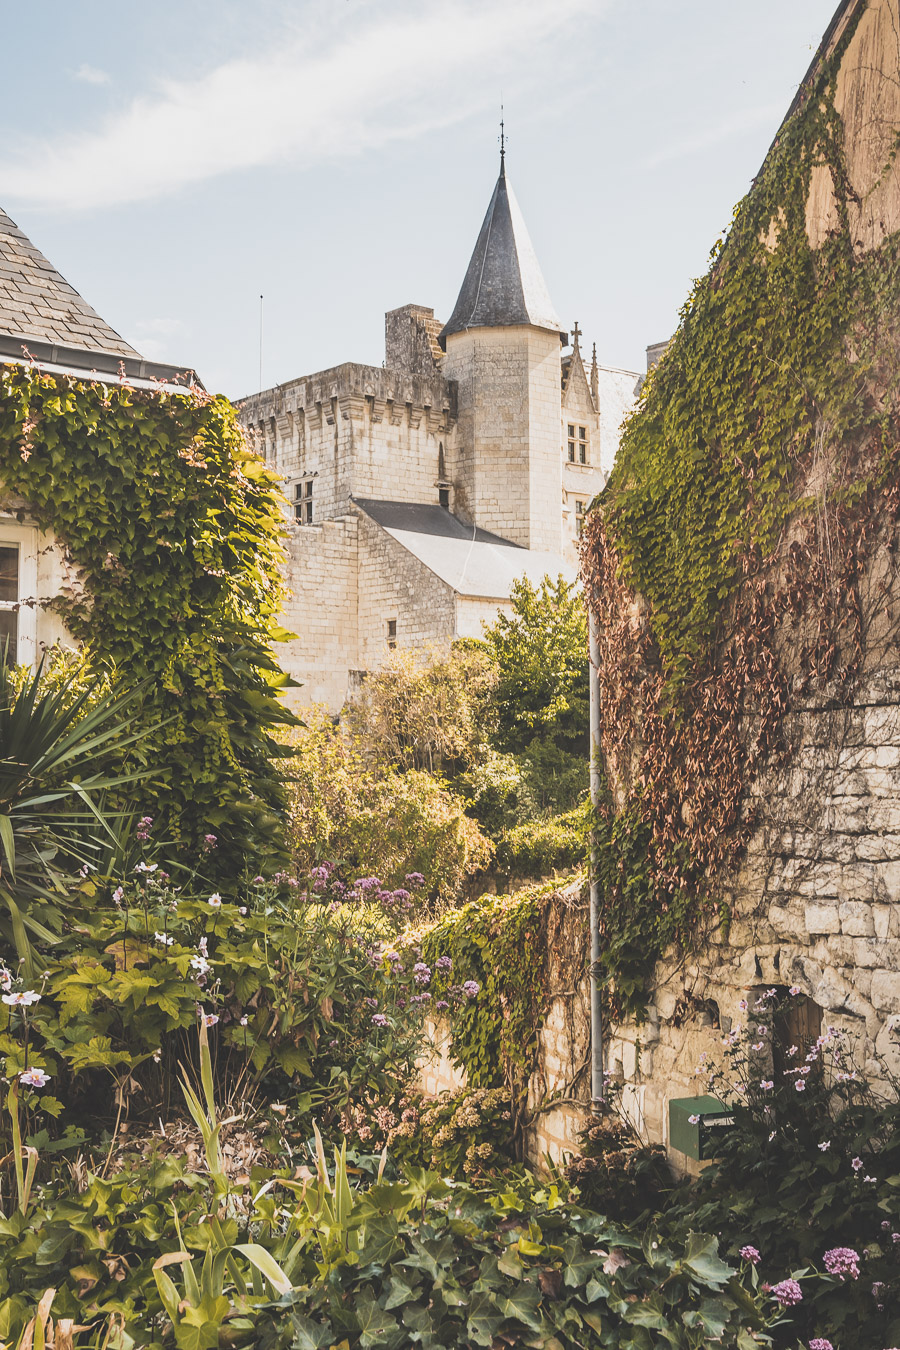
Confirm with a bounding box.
[385,304,443,375]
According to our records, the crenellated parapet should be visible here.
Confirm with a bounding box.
[238,361,456,441]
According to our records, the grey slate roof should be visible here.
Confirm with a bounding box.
[0,207,139,358]
[439,162,562,347]
[355,498,575,599]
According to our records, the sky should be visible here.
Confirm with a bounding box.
[0,0,840,398]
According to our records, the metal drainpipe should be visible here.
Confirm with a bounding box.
[589,608,604,1113]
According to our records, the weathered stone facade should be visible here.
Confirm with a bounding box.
[595,0,900,1169]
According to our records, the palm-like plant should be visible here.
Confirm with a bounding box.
[0,657,150,966]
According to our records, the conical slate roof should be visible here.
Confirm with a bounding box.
[439,161,561,347]
[0,207,139,358]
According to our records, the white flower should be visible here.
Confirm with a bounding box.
[208,893,222,908]
[134,862,158,873]
[239,906,247,915]
[201,1012,219,1028]
[818,1140,831,1151]
[239,1015,248,1027]
[768,1130,776,1141]
[154,931,174,946]
[864,1175,876,1183]
[19,1067,50,1088]
[112,886,124,903]
[688,1113,700,1125]
[2,990,40,1007]
[190,955,210,975]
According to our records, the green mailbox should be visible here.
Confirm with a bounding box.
[669,1096,734,1161]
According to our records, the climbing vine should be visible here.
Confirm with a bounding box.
[582,3,900,1017]
[418,881,587,1138]
[0,364,295,875]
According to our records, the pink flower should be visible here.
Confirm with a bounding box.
[808,1340,833,1350]
[823,1247,860,1281]
[208,893,222,908]
[795,1080,807,1091]
[19,1067,50,1088]
[789,985,801,996]
[200,1012,219,1028]
[818,1140,830,1151]
[760,1080,774,1091]
[739,1246,760,1264]
[372,1013,388,1027]
[851,1157,863,1171]
[771,1279,802,1307]
[688,1113,700,1125]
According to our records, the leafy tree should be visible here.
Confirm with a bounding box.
[481,575,588,756]
[346,645,496,775]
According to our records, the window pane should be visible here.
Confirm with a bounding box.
[567,425,575,437]
[305,481,313,497]
[0,546,18,604]
[579,445,586,463]
[0,608,17,664]
[579,426,587,439]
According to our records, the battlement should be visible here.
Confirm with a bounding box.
[238,361,456,430]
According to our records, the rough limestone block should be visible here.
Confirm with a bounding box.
[874,904,900,939]
[839,901,875,937]
[805,903,841,934]
[869,969,900,1012]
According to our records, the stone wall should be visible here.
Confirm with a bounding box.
[356,509,456,668]
[278,515,358,711]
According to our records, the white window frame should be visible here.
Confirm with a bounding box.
[0,522,37,667]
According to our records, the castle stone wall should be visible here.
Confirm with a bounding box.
[277,515,359,711]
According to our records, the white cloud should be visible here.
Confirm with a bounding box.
[643,103,784,170]
[4,0,597,211]
[73,63,111,86]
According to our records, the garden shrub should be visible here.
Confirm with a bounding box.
[494,803,587,882]
[0,364,295,875]
[345,643,497,776]
[254,1175,776,1350]
[346,1086,516,1180]
[564,1103,673,1223]
[286,708,492,902]
[0,860,433,1137]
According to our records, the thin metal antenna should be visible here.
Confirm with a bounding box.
[258,294,264,390]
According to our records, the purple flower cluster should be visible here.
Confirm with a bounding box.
[739,1245,760,1265]
[822,1247,860,1281]
[413,963,431,987]
[771,1279,803,1307]
[808,1340,833,1350]
[462,980,480,999]
[436,955,453,972]
[135,815,153,842]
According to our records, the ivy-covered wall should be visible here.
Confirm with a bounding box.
[582,0,900,1023]
[0,363,294,874]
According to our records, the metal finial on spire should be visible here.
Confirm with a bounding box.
[499,103,506,164]
[572,320,582,349]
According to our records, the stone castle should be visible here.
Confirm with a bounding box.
[238,155,638,708]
